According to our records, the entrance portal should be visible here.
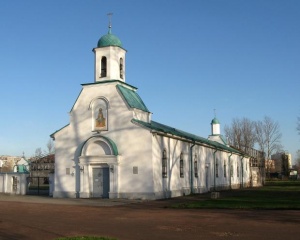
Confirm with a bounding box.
[92,167,109,198]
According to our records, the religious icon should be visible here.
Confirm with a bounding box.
[95,108,106,128]
[92,98,108,131]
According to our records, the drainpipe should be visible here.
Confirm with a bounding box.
[241,156,244,188]
[213,149,218,191]
[228,152,233,190]
[190,142,195,194]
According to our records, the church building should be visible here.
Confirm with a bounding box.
[50,22,256,199]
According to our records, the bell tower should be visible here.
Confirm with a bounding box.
[93,14,126,83]
[208,110,228,146]
[211,117,221,135]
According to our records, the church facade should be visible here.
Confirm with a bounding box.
[51,24,257,199]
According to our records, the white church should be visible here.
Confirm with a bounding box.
[50,22,260,199]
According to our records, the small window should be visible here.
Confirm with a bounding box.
[162,149,167,178]
[101,56,107,77]
[180,152,184,178]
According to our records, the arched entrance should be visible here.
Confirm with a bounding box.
[78,135,119,198]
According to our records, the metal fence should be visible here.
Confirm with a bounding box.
[27,177,49,195]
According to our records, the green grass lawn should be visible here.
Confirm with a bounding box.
[172,180,300,210]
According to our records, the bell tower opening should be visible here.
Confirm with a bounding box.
[101,57,107,78]
[120,58,123,79]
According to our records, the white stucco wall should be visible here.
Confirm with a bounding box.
[150,133,253,199]
[0,173,29,195]
[53,82,155,199]
[94,46,126,82]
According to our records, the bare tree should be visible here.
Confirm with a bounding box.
[46,138,55,154]
[0,159,14,172]
[255,116,282,177]
[35,148,43,158]
[224,117,256,153]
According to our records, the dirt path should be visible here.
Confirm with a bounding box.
[0,196,299,240]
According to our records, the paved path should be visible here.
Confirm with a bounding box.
[0,194,144,207]
[0,194,299,240]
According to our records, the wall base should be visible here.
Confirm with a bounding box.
[53,191,77,198]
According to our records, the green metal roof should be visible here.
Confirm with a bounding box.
[81,80,137,89]
[97,28,122,48]
[219,135,228,145]
[132,119,243,155]
[80,135,118,156]
[101,136,118,155]
[117,85,150,112]
[211,117,220,124]
[17,165,29,173]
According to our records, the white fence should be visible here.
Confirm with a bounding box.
[0,173,30,195]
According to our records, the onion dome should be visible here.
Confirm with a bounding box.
[97,27,122,48]
[211,117,220,124]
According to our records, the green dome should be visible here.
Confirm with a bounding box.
[211,117,220,124]
[97,29,122,48]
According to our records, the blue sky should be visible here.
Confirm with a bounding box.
[1,0,299,162]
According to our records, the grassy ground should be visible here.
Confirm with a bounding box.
[172,180,300,210]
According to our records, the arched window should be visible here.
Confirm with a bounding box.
[119,58,123,79]
[180,152,184,178]
[162,149,167,178]
[101,57,107,77]
[237,165,239,177]
[224,160,227,178]
[216,158,219,178]
[194,154,198,178]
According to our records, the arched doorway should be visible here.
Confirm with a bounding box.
[79,135,119,198]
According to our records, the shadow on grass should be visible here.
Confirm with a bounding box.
[172,180,300,210]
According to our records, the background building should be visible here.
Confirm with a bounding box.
[28,154,55,185]
[0,155,21,173]
[270,152,292,177]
